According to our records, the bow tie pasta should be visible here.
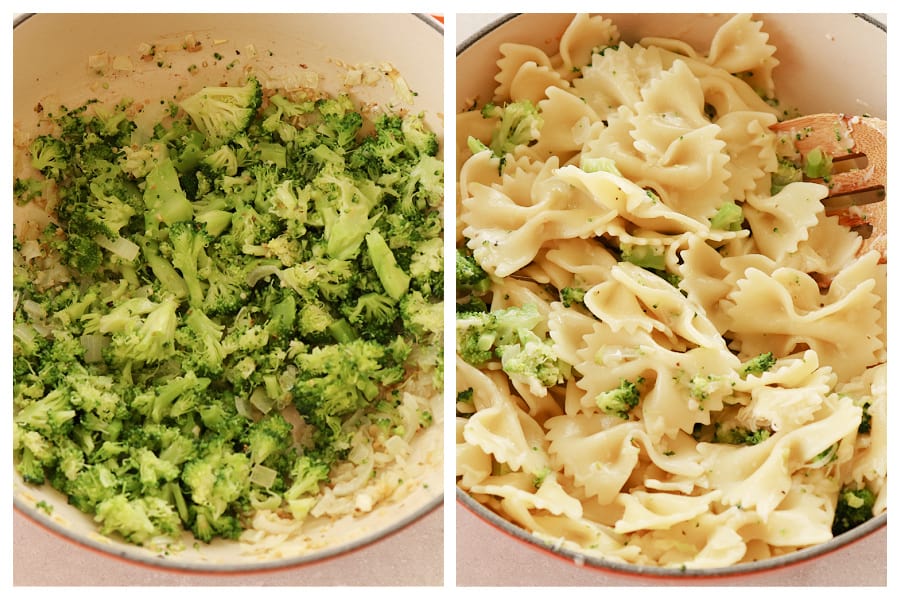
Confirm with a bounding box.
[456,13,885,569]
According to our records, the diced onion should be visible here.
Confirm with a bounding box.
[80,333,108,363]
[95,235,140,262]
[250,464,278,489]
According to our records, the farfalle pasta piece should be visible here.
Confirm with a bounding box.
[590,262,726,350]
[714,110,778,200]
[556,13,619,76]
[746,471,836,548]
[456,417,493,489]
[614,490,723,534]
[547,302,600,370]
[743,181,827,262]
[545,417,642,504]
[523,238,617,292]
[552,165,709,235]
[781,212,864,278]
[700,395,862,518]
[470,471,584,520]
[724,252,883,381]
[461,166,618,278]
[463,396,551,476]
[508,61,570,105]
[494,42,554,103]
[735,351,837,434]
[529,86,600,162]
[573,43,667,121]
[705,13,779,98]
[583,84,731,222]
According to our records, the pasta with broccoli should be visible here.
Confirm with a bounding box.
[456,13,885,569]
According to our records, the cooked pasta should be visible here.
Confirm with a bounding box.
[456,13,886,569]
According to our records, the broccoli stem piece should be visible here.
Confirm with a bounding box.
[365,230,410,301]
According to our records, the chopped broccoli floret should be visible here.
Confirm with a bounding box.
[803,146,833,179]
[595,378,642,420]
[709,201,744,231]
[739,352,776,377]
[481,100,543,158]
[29,135,70,180]
[560,286,586,308]
[498,329,565,395]
[365,230,411,301]
[832,485,876,535]
[456,249,491,295]
[580,156,621,175]
[456,304,543,365]
[179,76,263,146]
[771,156,803,194]
[94,494,182,545]
[620,243,666,271]
[713,424,771,445]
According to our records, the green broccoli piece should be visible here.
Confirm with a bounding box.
[167,220,212,307]
[14,388,77,438]
[620,243,666,271]
[856,400,872,434]
[832,485,876,535]
[713,424,771,445]
[190,505,244,543]
[243,412,295,467]
[400,290,443,341]
[48,230,105,274]
[142,157,194,230]
[131,370,211,423]
[803,146,833,179]
[456,304,543,365]
[739,352,776,377]
[314,94,364,149]
[297,301,337,344]
[181,437,252,521]
[498,329,565,395]
[292,340,404,445]
[343,292,399,341]
[467,135,490,155]
[709,201,744,231]
[365,230,411,301]
[94,494,183,545]
[596,378,642,420]
[456,249,491,295]
[104,295,181,366]
[179,76,263,146]
[580,156,622,175]
[62,464,120,513]
[13,426,57,484]
[176,308,228,376]
[201,144,239,176]
[283,454,330,520]
[311,167,383,261]
[29,135,70,180]
[560,286,586,308]
[481,100,543,157]
[137,237,189,300]
[771,156,803,194]
[400,112,440,158]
